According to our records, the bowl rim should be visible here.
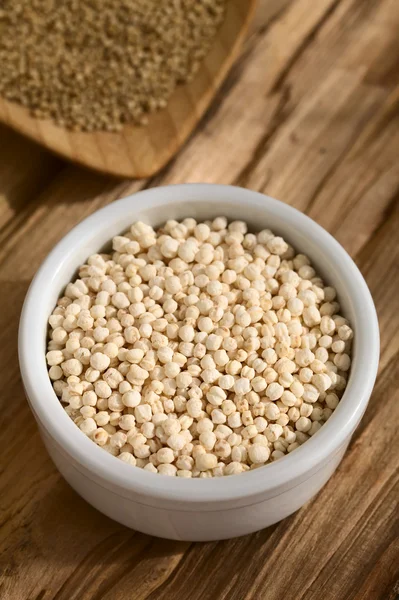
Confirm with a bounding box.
[18,183,380,504]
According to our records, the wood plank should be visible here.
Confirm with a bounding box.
[308,87,399,257]
[160,0,339,185]
[0,171,143,273]
[0,125,61,235]
[242,68,385,203]
[355,201,399,374]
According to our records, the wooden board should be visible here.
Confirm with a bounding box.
[0,0,398,598]
[0,0,257,179]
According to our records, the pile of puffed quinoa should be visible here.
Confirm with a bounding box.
[46,217,353,478]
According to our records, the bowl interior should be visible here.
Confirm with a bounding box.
[19,184,379,504]
[42,197,358,319]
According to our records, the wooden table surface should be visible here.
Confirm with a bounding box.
[1,1,398,598]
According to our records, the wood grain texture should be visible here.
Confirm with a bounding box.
[0,0,257,179]
[0,0,398,598]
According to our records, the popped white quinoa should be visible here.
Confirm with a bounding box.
[46,217,353,477]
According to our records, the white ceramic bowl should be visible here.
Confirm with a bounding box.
[19,184,379,541]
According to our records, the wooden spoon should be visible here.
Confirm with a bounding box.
[0,0,256,179]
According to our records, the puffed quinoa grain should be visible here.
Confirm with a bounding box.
[47,216,352,477]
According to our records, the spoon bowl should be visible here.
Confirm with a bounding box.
[0,0,256,178]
